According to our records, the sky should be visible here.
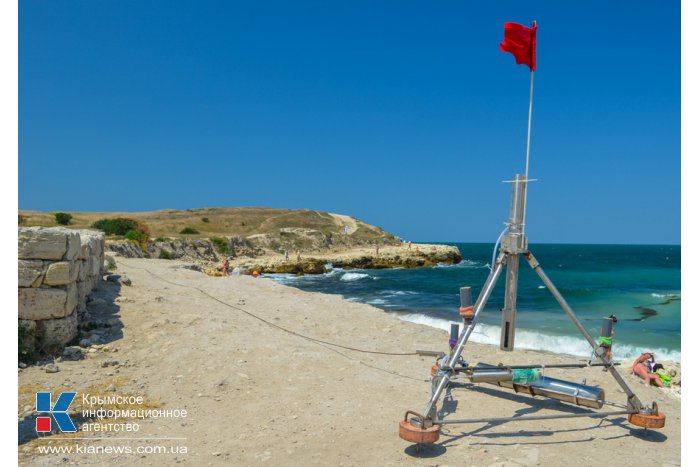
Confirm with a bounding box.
[18,1,680,244]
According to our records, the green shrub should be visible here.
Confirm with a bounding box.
[159,249,172,260]
[105,256,117,271]
[210,236,230,254]
[154,236,168,242]
[92,217,150,249]
[124,229,149,250]
[18,214,26,225]
[180,227,199,235]
[54,212,72,225]
[202,217,210,223]
[92,218,140,235]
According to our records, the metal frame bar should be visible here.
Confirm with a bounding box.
[422,253,507,418]
[460,362,619,371]
[437,409,631,425]
[523,251,643,411]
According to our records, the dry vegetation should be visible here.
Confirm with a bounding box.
[18,207,399,244]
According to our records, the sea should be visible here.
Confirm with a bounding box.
[268,243,681,362]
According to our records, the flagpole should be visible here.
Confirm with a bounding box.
[522,69,535,234]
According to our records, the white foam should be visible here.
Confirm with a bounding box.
[652,293,681,299]
[434,259,489,269]
[268,273,303,284]
[367,298,388,305]
[382,290,419,296]
[341,272,370,281]
[389,313,681,362]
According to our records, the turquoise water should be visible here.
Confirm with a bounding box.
[269,243,681,362]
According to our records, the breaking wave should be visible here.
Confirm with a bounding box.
[390,312,681,362]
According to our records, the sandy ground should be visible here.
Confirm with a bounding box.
[18,258,681,466]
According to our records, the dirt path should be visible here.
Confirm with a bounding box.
[329,213,358,234]
[18,258,681,466]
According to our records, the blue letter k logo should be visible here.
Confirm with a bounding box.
[36,392,77,432]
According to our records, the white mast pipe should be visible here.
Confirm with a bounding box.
[521,69,535,234]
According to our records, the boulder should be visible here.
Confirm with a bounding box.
[18,227,69,260]
[18,260,44,287]
[18,288,68,320]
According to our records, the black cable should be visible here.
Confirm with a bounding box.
[115,261,418,357]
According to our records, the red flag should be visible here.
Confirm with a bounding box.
[499,21,537,71]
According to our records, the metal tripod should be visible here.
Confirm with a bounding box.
[421,174,645,422]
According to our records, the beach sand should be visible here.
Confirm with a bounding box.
[18,258,681,466]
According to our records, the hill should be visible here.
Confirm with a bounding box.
[18,207,462,273]
[18,207,399,248]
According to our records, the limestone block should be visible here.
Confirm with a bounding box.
[77,230,105,260]
[85,276,96,292]
[65,231,81,260]
[77,260,88,281]
[89,255,101,276]
[18,288,68,320]
[19,260,44,287]
[79,241,90,260]
[65,282,79,315]
[18,227,68,260]
[44,262,72,286]
[70,261,80,282]
[36,312,78,351]
[76,281,90,303]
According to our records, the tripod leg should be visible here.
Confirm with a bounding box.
[523,251,643,410]
[422,253,507,418]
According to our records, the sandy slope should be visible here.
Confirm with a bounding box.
[18,258,681,466]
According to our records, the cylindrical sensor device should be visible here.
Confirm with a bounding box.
[473,363,605,409]
[460,287,472,308]
[468,369,513,384]
[449,324,459,348]
[459,286,474,320]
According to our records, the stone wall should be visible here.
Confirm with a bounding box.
[18,227,105,353]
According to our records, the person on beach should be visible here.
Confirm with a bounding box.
[220,258,230,276]
[631,352,666,387]
[284,250,289,261]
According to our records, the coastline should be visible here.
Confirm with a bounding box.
[229,243,462,274]
[18,257,681,465]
